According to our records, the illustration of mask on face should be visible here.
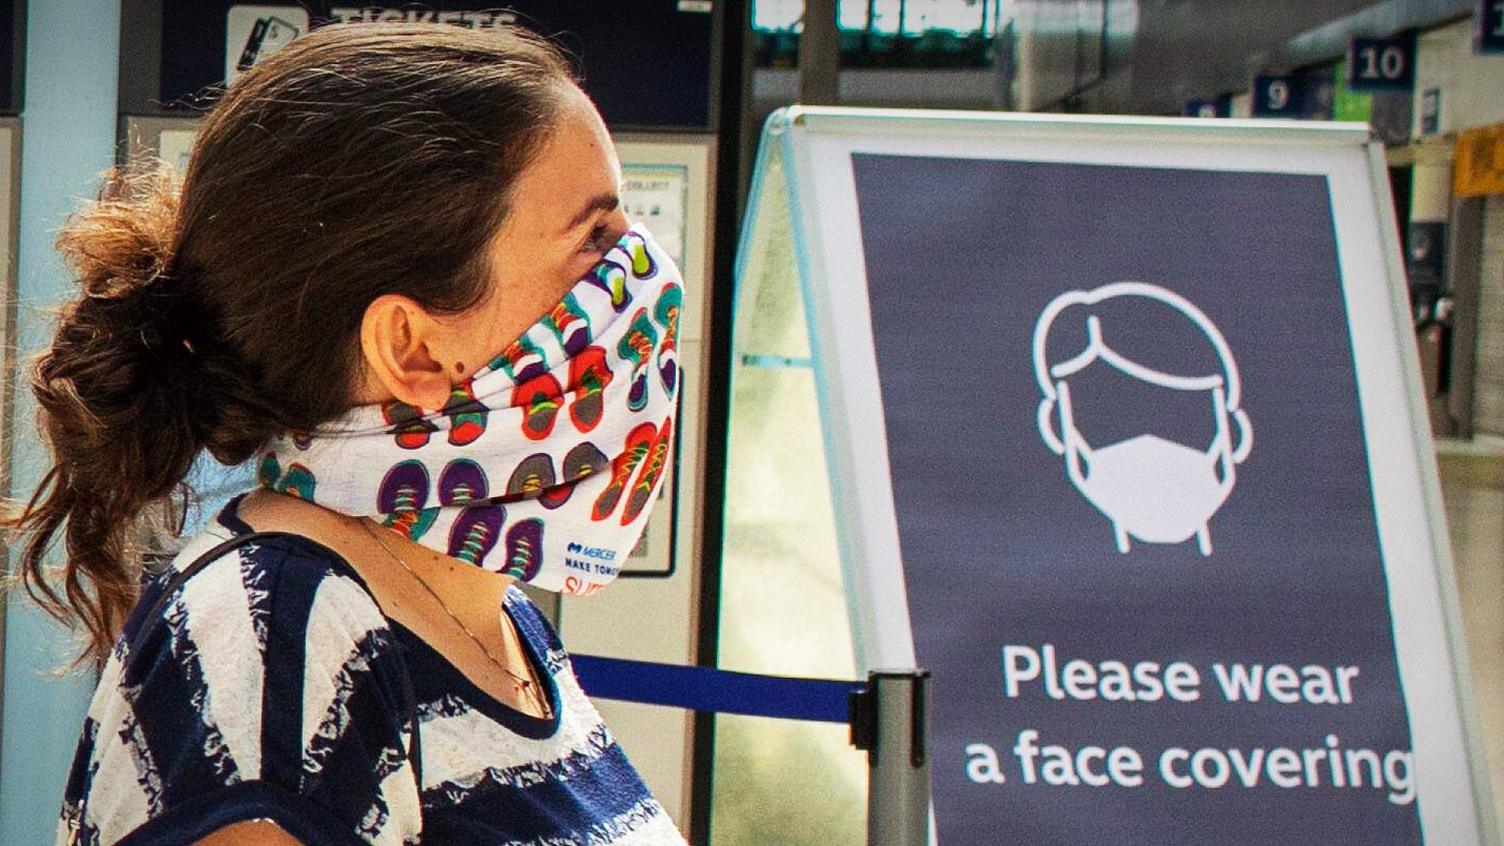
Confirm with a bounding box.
[1032,283,1253,556]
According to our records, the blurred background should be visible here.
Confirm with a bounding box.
[0,2,1501,844]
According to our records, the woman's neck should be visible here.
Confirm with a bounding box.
[232,488,547,718]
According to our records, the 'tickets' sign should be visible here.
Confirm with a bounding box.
[153,1,717,130]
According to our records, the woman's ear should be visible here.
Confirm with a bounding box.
[360,294,454,410]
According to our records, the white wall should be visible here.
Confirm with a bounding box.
[1413,17,1504,138]
[1474,194,1504,436]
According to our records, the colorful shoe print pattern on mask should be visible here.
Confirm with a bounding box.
[544,293,592,357]
[439,459,503,563]
[513,373,563,441]
[508,453,556,499]
[494,335,548,385]
[504,518,545,581]
[653,282,682,398]
[256,222,684,596]
[623,417,673,525]
[542,443,609,512]
[443,383,488,446]
[438,459,489,506]
[584,231,655,312]
[618,309,658,413]
[568,346,613,433]
[378,460,437,541]
[259,453,319,500]
[505,453,573,510]
[592,422,657,522]
[384,400,438,450]
[448,504,506,565]
[257,453,281,488]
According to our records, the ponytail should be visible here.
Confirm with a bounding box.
[4,161,274,667]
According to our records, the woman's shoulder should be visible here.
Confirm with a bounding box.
[62,523,420,845]
[116,523,395,678]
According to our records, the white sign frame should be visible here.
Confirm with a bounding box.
[734,104,1498,844]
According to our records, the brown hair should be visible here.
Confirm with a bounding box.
[4,21,578,666]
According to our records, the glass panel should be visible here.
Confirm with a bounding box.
[899,0,989,35]
[712,150,867,843]
[751,0,1002,68]
[1438,451,1504,845]
[754,0,806,32]
[869,0,903,35]
[752,0,1001,36]
[838,2,870,30]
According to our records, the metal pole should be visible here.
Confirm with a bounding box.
[1446,195,1485,438]
[798,0,840,105]
[850,670,931,846]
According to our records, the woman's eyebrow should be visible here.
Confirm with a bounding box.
[562,192,620,234]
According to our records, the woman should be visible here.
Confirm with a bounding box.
[8,21,688,845]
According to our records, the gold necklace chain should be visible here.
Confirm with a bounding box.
[360,520,551,719]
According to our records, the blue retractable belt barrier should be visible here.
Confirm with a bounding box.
[572,654,863,724]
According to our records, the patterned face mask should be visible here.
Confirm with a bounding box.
[255,222,683,595]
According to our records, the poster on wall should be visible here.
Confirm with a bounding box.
[733,106,1494,845]
[225,5,309,83]
[622,165,688,266]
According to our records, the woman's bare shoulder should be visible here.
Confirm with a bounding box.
[195,819,304,845]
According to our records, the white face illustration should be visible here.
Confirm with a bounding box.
[1032,282,1253,556]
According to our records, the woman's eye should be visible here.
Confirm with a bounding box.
[581,223,614,255]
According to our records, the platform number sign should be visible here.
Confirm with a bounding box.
[1347,35,1416,92]
[1478,0,1504,54]
[1184,98,1230,118]
[1251,75,1301,118]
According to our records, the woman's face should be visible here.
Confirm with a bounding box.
[457,87,630,368]
[357,85,629,407]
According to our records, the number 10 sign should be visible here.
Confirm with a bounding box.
[1347,34,1416,93]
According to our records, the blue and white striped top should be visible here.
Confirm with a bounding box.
[56,496,686,845]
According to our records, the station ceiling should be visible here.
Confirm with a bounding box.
[1097,0,1473,113]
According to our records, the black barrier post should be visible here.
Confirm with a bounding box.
[849,670,932,846]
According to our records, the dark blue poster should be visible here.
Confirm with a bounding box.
[157,1,716,130]
[850,154,1421,844]
[0,0,18,114]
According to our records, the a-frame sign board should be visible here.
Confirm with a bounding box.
[730,105,1497,845]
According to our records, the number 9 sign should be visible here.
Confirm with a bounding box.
[1251,74,1301,117]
